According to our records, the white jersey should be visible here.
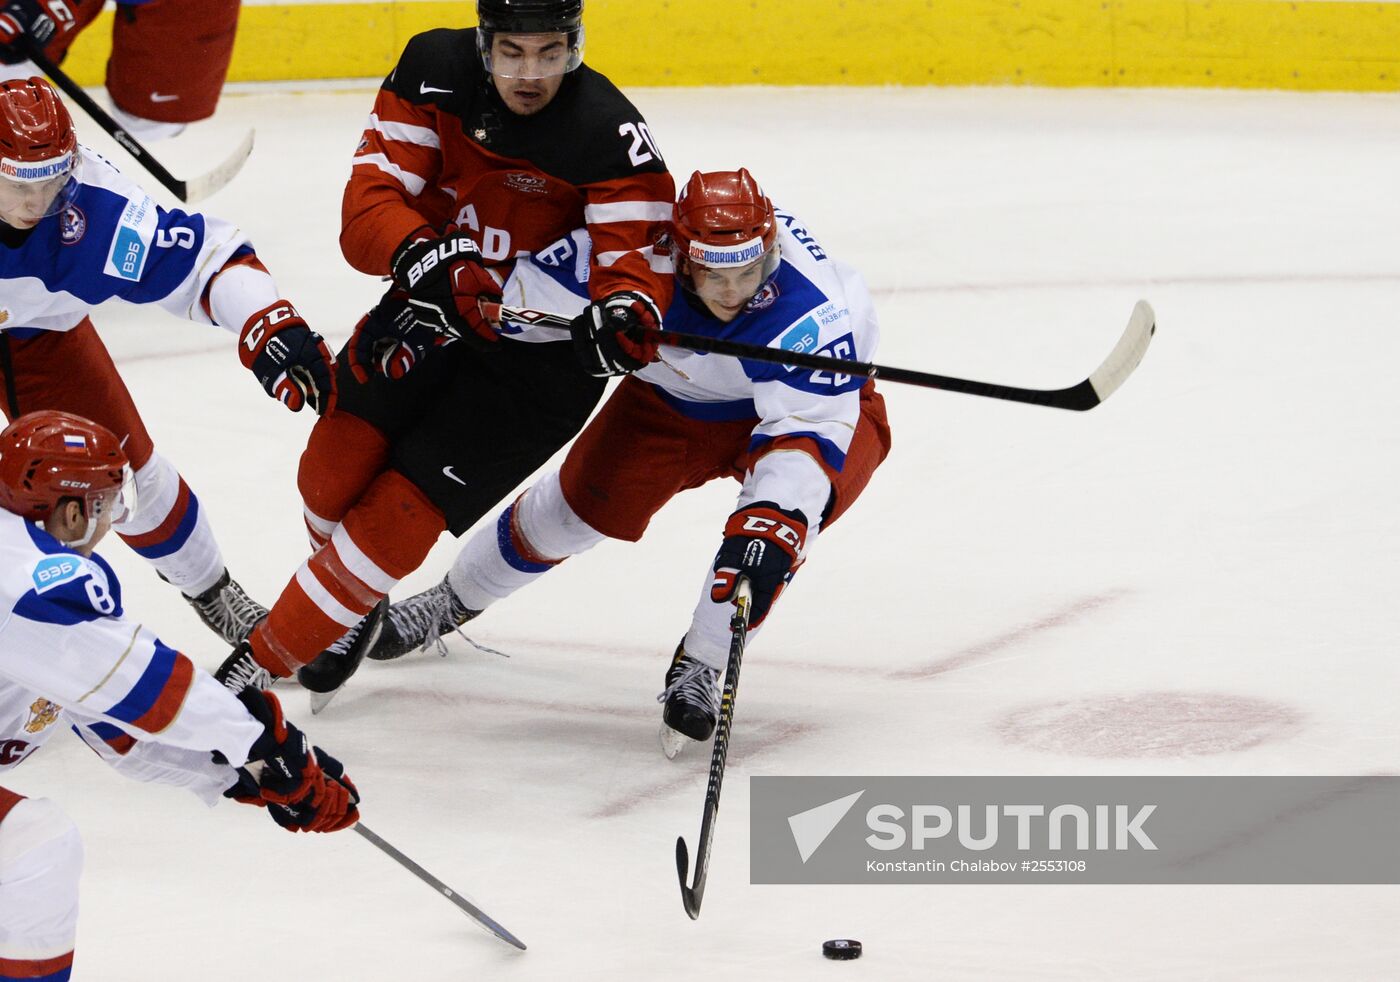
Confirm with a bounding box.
[500,208,880,525]
[0,509,261,804]
[0,146,258,337]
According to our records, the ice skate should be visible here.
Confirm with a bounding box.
[370,576,479,661]
[184,569,267,646]
[298,599,389,714]
[657,643,721,759]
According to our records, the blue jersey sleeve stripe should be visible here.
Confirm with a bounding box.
[748,431,848,473]
[103,640,179,725]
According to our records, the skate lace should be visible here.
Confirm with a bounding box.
[194,578,268,644]
[220,652,273,694]
[388,581,463,657]
[656,658,720,712]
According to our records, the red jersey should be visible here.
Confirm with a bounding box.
[342,28,675,308]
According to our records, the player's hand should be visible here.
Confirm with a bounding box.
[348,291,443,383]
[0,0,75,64]
[569,290,661,377]
[710,501,808,627]
[238,300,337,415]
[235,688,361,833]
[389,227,501,348]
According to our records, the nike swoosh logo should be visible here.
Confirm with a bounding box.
[150,92,179,103]
[443,466,467,485]
[420,83,453,95]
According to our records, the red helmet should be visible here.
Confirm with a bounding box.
[672,169,780,283]
[0,78,78,222]
[0,411,132,523]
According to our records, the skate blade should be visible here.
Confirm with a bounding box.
[308,686,343,716]
[658,723,691,760]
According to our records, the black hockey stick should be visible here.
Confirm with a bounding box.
[484,300,1155,411]
[675,577,753,919]
[25,44,253,203]
[353,822,527,950]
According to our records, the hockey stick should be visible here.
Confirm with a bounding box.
[25,44,254,203]
[353,822,527,950]
[675,577,753,920]
[483,300,1156,411]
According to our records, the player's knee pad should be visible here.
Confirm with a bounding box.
[514,472,606,561]
[298,411,390,529]
[340,470,447,581]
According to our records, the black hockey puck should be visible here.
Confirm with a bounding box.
[822,939,862,961]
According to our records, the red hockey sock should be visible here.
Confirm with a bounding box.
[297,410,390,547]
[251,470,446,672]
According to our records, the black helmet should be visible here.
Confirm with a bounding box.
[477,0,583,35]
[476,0,585,78]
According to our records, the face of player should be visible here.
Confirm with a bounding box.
[689,258,772,322]
[0,173,68,229]
[489,33,569,115]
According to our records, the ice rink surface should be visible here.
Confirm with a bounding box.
[9,80,1400,979]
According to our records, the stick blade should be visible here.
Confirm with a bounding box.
[1086,300,1156,406]
[181,129,254,203]
[675,836,702,919]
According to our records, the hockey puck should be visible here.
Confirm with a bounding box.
[822,939,862,961]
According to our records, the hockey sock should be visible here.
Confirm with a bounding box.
[251,470,445,673]
[0,796,81,982]
[114,453,224,597]
[449,473,605,611]
[297,410,389,549]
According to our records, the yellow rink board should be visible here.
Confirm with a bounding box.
[61,0,1400,92]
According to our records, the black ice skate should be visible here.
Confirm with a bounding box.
[658,643,721,757]
[184,569,268,646]
[214,639,276,694]
[370,576,478,661]
[297,599,389,714]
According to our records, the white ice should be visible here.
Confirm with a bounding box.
[10,81,1400,980]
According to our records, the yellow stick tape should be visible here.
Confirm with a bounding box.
[57,0,1400,92]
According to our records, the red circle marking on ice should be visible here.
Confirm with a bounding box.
[997,692,1303,758]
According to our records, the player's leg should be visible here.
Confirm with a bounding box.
[375,375,742,659]
[668,382,892,741]
[0,321,261,643]
[296,311,456,550]
[0,790,83,982]
[228,340,606,686]
[104,0,241,139]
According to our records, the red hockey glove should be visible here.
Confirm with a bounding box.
[389,227,502,348]
[710,501,808,627]
[234,688,361,833]
[0,0,75,64]
[347,290,445,383]
[238,300,337,414]
[569,290,662,377]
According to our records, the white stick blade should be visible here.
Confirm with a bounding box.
[182,129,255,203]
[1088,300,1156,403]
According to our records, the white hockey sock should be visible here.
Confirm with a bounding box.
[450,473,605,611]
[114,453,225,597]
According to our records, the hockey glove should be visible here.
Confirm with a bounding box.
[234,688,361,833]
[0,0,74,63]
[347,291,443,383]
[238,300,337,415]
[389,227,501,348]
[569,290,662,377]
[710,501,808,627]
